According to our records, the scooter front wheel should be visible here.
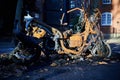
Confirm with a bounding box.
[91,41,111,58]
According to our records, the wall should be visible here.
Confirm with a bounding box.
[111,0,120,34]
[99,0,120,35]
[0,0,17,36]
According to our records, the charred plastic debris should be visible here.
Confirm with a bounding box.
[0,6,112,66]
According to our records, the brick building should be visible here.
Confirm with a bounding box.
[98,0,120,38]
[0,0,120,38]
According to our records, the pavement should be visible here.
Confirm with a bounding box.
[106,38,120,54]
[106,38,120,44]
[0,37,15,54]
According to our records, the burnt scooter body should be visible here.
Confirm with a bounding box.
[10,7,111,63]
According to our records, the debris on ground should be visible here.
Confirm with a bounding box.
[98,61,108,65]
[0,52,120,79]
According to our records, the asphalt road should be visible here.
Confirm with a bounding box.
[0,52,119,80]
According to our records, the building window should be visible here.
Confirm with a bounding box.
[70,0,76,8]
[102,0,111,4]
[101,12,112,26]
